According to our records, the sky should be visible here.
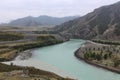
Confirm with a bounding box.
[0,0,120,23]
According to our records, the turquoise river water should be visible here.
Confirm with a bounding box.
[31,39,120,80]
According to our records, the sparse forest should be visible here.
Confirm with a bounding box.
[77,41,120,71]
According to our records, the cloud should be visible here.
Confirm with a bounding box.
[0,0,119,23]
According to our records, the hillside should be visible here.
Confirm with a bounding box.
[4,16,78,27]
[54,1,120,40]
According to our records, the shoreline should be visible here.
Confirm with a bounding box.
[14,41,65,61]
[4,52,77,79]
[3,60,76,79]
[3,40,77,79]
[5,40,64,62]
[74,41,120,74]
[15,49,33,60]
[14,39,71,61]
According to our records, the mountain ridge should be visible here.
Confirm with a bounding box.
[54,1,120,40]
[3,15,79,27]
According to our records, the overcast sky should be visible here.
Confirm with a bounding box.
[0,0,119,23]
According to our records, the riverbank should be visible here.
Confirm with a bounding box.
[4,60,76,80]
[0,34,75,80]
[15,50,32,60]
[0,62,73,80]
[9,43,77,79]
[0,35,64,62]
[7,39,120,80]
[75,41,120,74]
[1,44,76,80]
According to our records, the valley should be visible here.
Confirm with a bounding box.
[0,1,120,80]
[0,31,70,80]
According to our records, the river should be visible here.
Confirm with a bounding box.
[4,39,120,80]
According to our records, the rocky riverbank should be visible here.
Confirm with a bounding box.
[15,50,32,60]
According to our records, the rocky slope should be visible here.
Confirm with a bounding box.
[54,1,120,40]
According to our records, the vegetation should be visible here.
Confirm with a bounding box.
[79,41,120,70]
[0,34,63,61]
[0,31,24,41]
[0,63,73,80]
[0,32,72,80]
[37,35,56,41]
[92,39,120,45]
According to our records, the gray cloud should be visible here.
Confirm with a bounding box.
[0,0,119,23]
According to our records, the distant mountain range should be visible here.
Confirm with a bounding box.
[54,1,120,40]
[3,15,78,27]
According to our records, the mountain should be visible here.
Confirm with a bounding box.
[6,15,78,27]
[54,1,120,40]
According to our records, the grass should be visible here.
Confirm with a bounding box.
[0,50,17,59]
[0,31,24,41]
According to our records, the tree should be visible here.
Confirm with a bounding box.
[84,52,89,60]
[96,54,102,61]
[104,54,108,60]
[10,62,13,66]
[114,59,120,67]
[91,52,96,59]
[108,52,112,58]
